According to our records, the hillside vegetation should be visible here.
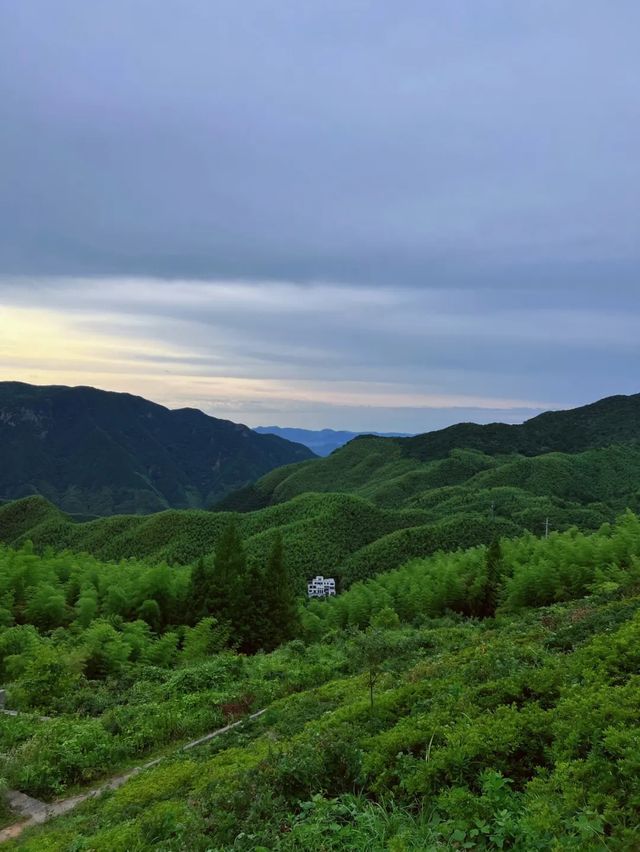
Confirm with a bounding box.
[0,494,518,589]
[0,382,313,516]
[1,392,638,590]
[3,442,638,588]
[223,393,640,512]
[2,390,640,848]
[2,513,640,849]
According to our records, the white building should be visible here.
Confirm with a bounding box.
[307,575,336,598]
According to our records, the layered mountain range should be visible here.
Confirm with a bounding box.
[2,390,639,589]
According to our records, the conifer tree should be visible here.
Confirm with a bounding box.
[262,533,298,650]
[188,556,211,623]
[210,521,248,635]
[479,537,502,618]
[238,560,270,653]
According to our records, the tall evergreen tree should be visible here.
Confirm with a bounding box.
[187,556,212,624]
[479,537,502,618]
[210,521,248,636]
[238,560,270,653]
[262,533,299,650]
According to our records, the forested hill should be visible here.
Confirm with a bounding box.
[222,393,640,511]
[3,442,640,589]
[401,392,640,461]
[0,382,313,516]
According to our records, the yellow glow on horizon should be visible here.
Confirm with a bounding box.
[1,306,166,369]
[0,304,556,418]
[0,305,200,399]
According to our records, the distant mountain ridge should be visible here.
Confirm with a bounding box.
[221,392,640,513]
[255,426,413,456]
[0,382,314,515]
[255,394,640,462]
[399,393,640,461]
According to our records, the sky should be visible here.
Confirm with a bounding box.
[0,1,638,431]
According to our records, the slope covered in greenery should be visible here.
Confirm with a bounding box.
[0,382,313,516]
[223,393,640,512]
[402,391,640,460]
[3,514,640,850]
[1,391,638,590]
[0,495,518,589]
[1,453,634,591]
[213,396,640,586]
[3,438,639,591]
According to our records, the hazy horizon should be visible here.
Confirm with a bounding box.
[0,375,587,435]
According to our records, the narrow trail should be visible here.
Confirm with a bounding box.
[0,708,266,845]
[0,710,50,722]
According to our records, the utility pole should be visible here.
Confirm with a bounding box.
[544,517,550,539]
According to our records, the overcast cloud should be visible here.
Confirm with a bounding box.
[0,2,638,429]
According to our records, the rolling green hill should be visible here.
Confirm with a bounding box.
[1,393,638,588]
[0,444,633,589]
[0,382,313,515]
[0,494,519,588]
[4,515,640,850]
[219,393,640,512]
[402,392,640,460]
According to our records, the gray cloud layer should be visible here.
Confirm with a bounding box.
[1,3,638,429]
[1,1,640,284]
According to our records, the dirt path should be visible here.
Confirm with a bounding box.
[0,710,50,722]
[0,708,266,845]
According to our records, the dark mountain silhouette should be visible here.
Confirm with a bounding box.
[0,382,314,515]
